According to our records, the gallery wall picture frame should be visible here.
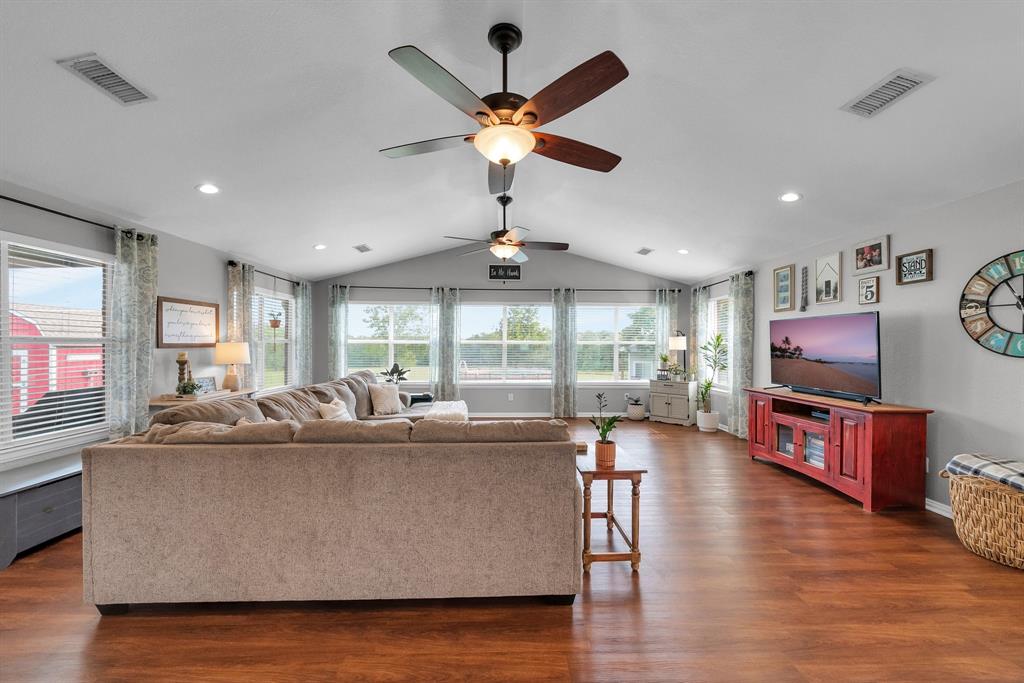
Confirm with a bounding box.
[858,276,880,305]
[157,296,220,348]
[815,251,842,304]
[896,248,934,285]
[853,235,890,275]
[194,376,218,393]
[773,264,796,312]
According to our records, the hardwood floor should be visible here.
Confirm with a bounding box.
[2,419,1022,682]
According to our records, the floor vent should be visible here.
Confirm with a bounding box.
[636,247,653,256]
[57,53,153,105]
[840,68,933,118]
[353,244,372,253]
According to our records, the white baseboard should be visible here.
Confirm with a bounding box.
[470,412,552,418]
[925,498,953,519]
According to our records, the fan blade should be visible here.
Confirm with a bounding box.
[460,246,492,256]
[513,51,628,128]
[444,236,491,242]
[505,226,530,242]
[521,241,569,251]
[380,134,474,158]
[389,46,498,124]
[488,162,515,194]
[510,250,529,263]
[532,132,621,172]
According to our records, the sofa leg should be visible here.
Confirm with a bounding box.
[541,594,576,605]
[95,603,130,615]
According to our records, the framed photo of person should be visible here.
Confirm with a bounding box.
[853,235,889,275]
[815,251,842,304]
[896,249,934,285]
[772,264,796,312]
[858,276,880,305]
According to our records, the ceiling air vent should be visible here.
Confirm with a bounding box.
[840,68,933,118]
[57,53,153,105]
[353,244,372,253]
[636,247,653,256]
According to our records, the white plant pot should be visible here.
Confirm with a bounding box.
[696,411,720,432]
[626,404,646,421]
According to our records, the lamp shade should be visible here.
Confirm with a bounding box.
[669,335,687,350]
[473,123,536,165]
[489,243,519,260]
[214,342,251,365]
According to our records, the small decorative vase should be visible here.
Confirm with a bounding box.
[626,404,646,421]
[595,440,616,468]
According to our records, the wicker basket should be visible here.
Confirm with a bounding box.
[942,470,1024,569]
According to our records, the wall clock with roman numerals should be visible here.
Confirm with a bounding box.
[959,250,1024,357]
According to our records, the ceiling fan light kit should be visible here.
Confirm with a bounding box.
[473,123,535,166]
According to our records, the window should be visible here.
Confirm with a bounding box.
[1,236,112,464]
[706,296,731,388]
[576,305,656,382]
[346,303,432,382]
[459,304,552,382]
[253,289,295,391]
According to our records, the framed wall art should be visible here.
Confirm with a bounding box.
[772,264,795,312]
[853,235,889,275]
[896,249,934,285]
[858,276,880,305]
[157,296,220,348]
[815,251,842,304]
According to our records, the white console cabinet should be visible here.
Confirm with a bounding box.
[648,380,697,426]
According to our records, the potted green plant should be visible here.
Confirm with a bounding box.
[590,392,622,467]
[696,332,728,432]
[625,394,646,421]
[658,353,670,371]
[176,379,201,396]
[379,363,409,386]
[668,362,683,381]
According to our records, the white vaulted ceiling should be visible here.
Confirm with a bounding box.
[1,1,1021,282]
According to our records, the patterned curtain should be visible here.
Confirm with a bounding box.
[655,288,680,364]
[727,271,755,438]
[227,262,260,389]
[688,285,710,384]
[551,288,577,418]
[294,280,313,386]
[327,284,348,379]
[109,227,158,436]
[430,286,460,401]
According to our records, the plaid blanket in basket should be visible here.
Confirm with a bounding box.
[945,453,1024,492]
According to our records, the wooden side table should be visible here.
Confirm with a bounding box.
[149,387,257,409]
[576,450,648,572]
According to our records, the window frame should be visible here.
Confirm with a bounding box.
[459,303,553,385]
[705,295,732,391]
[344,301,433,385]
[575,303,657,385]
[0,231,114,468]
[253,287,296,395]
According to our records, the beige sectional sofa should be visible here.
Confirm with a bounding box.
[82,374,581,612]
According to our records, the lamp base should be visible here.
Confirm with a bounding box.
[223,367,240,392]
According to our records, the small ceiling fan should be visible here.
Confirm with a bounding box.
[445,194,569,263]
[380,23,628,195]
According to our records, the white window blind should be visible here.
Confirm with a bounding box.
[345,303,432,382]
[1,239,112,463]
[252,289,295,391]
[459,304,552,382]
[706,297,731,388]
[576,305,656,382]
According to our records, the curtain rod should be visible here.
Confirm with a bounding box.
[227,260,300,286]
[341,285,683,293]
[694,270,754,291]
[1,194,116,232]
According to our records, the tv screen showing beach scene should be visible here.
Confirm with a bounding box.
[769,312,881,399]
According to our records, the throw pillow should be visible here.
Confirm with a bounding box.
[368,383,403,416]
[318,398,354,421]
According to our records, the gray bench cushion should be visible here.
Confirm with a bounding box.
[946,453,1024,492]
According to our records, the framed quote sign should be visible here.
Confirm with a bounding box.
[157,296,220,348]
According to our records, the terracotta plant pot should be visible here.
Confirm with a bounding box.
[595,440,616,468]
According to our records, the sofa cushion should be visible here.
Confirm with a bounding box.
[352,369,378,386]
[257,388,322,422]
[125,419,299,444]
[362,403,431,422]
[318,398,354,421]
[340,376,372,419]
[410,419,570,443]
[324,380,358,418]
[294,418,413,443]
[149,398,266,427]
[369,383,403,416]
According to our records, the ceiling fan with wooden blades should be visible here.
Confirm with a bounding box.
[444,194,569,263]
[379,23,628,194]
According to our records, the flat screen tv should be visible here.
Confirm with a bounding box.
[769,312,881,401]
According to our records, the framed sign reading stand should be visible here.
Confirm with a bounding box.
[157,296,220,348]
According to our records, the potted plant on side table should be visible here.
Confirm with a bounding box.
[379,363,409,386]
[590,392,622,467]
[696,332,728,433]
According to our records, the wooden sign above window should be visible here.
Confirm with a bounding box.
[157,296,220,348]
[487,264,522,282]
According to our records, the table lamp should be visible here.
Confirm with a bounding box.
[669,331,687,373]
[214,342,250,392]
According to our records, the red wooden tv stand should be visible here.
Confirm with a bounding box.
[744,388,933,512]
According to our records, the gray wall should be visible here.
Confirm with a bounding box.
[313,246,691,415]
[0,196,297,396]
[750,180,1024,505]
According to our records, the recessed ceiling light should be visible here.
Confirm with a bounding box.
[778,192,802,203]
[313,244,327,251]
[677,248,690,255]
[195,183,220,194]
